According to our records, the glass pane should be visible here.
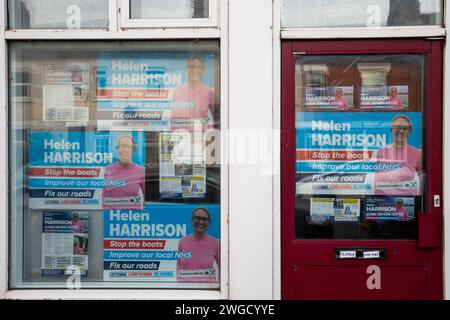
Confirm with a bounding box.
[282,0,443,28]
[8,0,109,29]
[295,54,425,240]
[130,0,209,19]
[9,41,221,289]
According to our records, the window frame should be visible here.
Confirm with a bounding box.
[0,0,229,300]
[120,0,218,29]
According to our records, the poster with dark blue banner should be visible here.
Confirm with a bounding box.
[360,85,408,110]
[365,197,415,220]
[96,52,217,131]
[29,131,145,209]
[296,112,422,195]
[103,203,220,284]
[41,211,89,276]
[304,86,354,110]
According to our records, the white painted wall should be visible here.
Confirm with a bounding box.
[228,0,274,299]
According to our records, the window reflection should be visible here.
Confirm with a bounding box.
[8,0,109,29]
[282,0,443,28]
[130,0,209,19]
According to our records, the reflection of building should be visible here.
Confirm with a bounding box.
[283,0,442,28]
[131,0,209,19]
[10,0,108,29]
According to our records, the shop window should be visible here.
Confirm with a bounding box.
[8,0,109,29]
[282,0,443,28]
[9,41,221,289]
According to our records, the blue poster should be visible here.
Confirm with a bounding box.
[96,52,217,131]
[296,112,422,196]
[365,197,415,221]
[103,203,220,283]
[29,131,146,209]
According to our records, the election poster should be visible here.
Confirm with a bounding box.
[41,211,89,276]
[310,198,360,222]
[364,197,415,221]
[360,85,408,110]
[159,132,206,199]
[296,112,422,196]
[28,131,146,209]
[95,52,216,131]
[43,63,90,126]
[103,203,220,283]
[304,86,353,110]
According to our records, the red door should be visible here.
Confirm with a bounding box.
[281,39,443,300]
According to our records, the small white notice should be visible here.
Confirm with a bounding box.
[339,251,357,259]
[363,251,380,259]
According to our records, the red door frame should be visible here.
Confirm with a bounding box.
[281,39,443,300]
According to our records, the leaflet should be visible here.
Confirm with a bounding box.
[41,211,89,277]
[310,198,360,222]
[159,132,206,199]
[364,197,414,221]
[304,86,354,110]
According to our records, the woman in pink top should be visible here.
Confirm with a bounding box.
[171,56,215,131]
[389,87,404,109]
[73,237,85,255]
[394,198,409,219]
[333,87,349,110]
[176,208,220,283]
[71,212,83,233]
[374,115,422,195]
[102,136,145,210]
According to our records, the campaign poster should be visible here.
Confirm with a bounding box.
[360,85,408,110]
[159,132,206,199]
[28,131,145,209]
[43,63,90,126]
[365,197,415,221]
[296,112,422,196]
[103,203,220,283]
[304,86,353,110]
[95,52,216,131]
[310,198,360,222]
[41,211,89,276]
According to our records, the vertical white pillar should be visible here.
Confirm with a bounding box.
[0,0,8,299]
[228,0,274,299]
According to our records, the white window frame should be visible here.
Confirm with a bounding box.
[120,0,218,29]
[0,0,229,300]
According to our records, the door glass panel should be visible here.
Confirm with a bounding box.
[295,54,425,239]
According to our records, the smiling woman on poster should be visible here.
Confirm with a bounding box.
[389,86,405,109]
[333,87,349,110]
[171,56,215,130]
[374,115,422,195]
[176,207,220,283]
[102,135,145,210]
